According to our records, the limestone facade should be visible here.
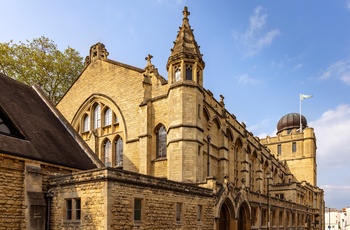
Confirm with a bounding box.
[260,126,317,186]
[56,6,324,230]
[49,168,214,230]
[0,153,78,229]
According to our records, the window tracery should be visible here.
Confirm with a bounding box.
[116,137,123,167]
[93,104,101,129]
[156,125,167,158]
[73,96,124,168]
[104,139,112,166]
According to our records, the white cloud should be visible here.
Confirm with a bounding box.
[310,104,350,164]
[322,185,350,191]
[309,105,350,207]
[319,58,350,85]
[293,63,303,70]
[236,74,260,85]
[233,6,280,57]
[347,0,350,10]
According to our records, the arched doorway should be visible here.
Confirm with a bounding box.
[238,203,250,230]
[219,202,230,230]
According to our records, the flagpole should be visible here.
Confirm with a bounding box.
[300,94,302,133]
[299,94,313,133]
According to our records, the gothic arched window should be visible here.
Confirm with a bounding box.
[115,137,123,167]
[93,104,101,129]
[185,64,192,80]
[83,115,90,132]
[103,139,111,166]
[104,108,112,126]
[156,125,167,158]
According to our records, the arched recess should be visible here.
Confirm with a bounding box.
[218,198,235,230]
[226,128,235,183]
[234,138,243,186]
[237,201,251,230]
[250,151,258,192]
[203,106,210,122]
[210,117,221,179]
[202,106,210,131]
[211,117,221,145]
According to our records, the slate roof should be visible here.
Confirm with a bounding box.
[0,73,100,170]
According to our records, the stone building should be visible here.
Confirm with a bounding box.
[0,73,101,229]
[0,72,215,229]
[56,6,324,230]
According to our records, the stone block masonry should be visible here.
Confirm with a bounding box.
[49,168,214,230]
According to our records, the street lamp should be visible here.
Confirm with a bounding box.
[328,207,331,229]
[267,172,272,230]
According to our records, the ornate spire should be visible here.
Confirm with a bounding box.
[167,6,204,70]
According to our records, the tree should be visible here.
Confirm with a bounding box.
[0,36,84,104]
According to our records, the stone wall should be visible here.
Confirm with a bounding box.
[0,154,77,230]
[0,156,25,229]
[49,168,214,230]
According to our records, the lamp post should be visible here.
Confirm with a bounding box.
[267,172,272,230]
[207,135,211,177]
[329,207,331,229]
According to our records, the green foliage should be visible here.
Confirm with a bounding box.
[0,36,84,104]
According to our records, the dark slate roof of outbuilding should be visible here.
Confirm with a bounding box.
[0,73,100,170]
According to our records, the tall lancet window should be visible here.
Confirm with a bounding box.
[93,104,101,129]
[104,139,112,166]
[156,125,167,158]
[104,108,112,126]
[116,137,123,167]
[83,115,90,132]
[185,64,192,80]
[174,65,181,82]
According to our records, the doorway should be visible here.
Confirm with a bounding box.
[238,203,250,230]
[219,203,230,230]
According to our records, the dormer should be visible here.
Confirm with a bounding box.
[167,7,205,86]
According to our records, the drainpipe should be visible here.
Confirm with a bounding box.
[207,135,211,177]
[45,189,54,230]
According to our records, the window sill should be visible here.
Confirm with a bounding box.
[63,220,81,225]
[176,221,183,225]
[133,221,143,226]
[152,157,167,162]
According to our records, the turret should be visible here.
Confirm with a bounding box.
[167,7,205,86]
[166,7,206,183]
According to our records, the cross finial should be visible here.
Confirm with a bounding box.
[183,6,190,19]
[145,54,153,66]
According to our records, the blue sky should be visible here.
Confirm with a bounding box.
[1,0,350,209]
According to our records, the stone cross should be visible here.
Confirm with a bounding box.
[183,6,190,19]
[145,54,153,66]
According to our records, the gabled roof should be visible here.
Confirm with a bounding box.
[167,6,205,69]
[0,73,101,170]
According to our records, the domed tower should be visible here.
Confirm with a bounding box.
[260,113,318,186]
[166,7,205,182]
[277,113,307,134]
